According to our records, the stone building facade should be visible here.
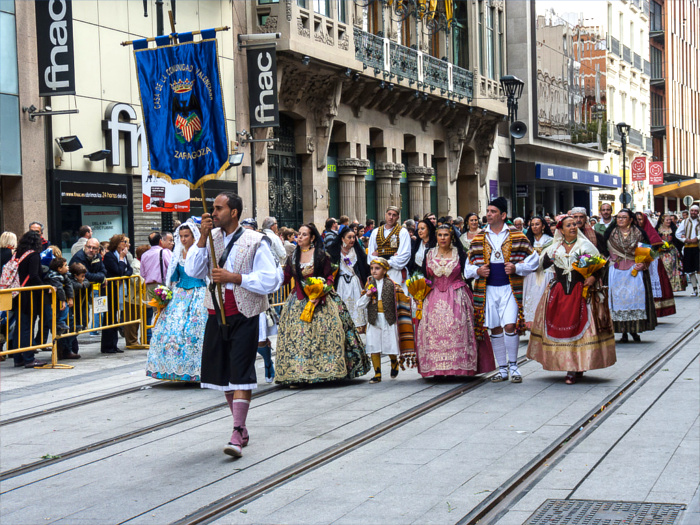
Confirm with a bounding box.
[233,0,507,227]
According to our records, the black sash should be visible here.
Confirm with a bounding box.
[210,227,245,339]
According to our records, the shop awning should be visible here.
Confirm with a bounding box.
[653,179,700,200]
[535,163,621,189]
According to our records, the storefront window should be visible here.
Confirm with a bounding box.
[0,4,21,176]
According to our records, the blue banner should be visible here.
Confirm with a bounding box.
[134,38,228,189]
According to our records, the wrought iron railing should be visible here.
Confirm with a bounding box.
[634,53,642,70]
[629,127,643,148]
[354,27,384,71]
[389,41,419,83]
[623,45,632,64]
[452,66,474,100]
[354,28,473,101]
[645,136,654,153]
[422,54,449,92]
[644,59,651,77]
[608,36,620,57]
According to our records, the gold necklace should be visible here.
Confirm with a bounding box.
[301,246,313,253]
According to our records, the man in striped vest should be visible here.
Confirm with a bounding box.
[186,192,283,458]
[464,197,539,383]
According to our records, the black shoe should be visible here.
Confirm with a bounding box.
[14,361,25,368]
[24,360,47,368]
[64,352,81,359]
[619,333,629,343]
[101,349,117,354]
[114,348,124,353]
[631,333,641,343]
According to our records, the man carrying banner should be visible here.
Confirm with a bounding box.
[186,192,283,458]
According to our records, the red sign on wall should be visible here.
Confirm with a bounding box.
[649,161,664,185]
[631,157,647,181]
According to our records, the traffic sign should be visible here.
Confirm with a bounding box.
[620,192,632,205]
[683,195,695,207]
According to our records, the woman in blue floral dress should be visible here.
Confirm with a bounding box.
[146,220,207,382]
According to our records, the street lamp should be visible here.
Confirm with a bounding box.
[616,122,631,208]
[500,75,526,217]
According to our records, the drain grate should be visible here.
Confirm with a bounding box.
[525,499,687,525]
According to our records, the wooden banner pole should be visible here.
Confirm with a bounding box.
[200,186,227,326]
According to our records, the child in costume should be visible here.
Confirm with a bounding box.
[357,257,415,383]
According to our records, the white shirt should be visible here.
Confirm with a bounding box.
[676,217,700,242]
[185,228,283,295]
[366,225,411,271]
[463,225,539,280]
[263,228,287,265]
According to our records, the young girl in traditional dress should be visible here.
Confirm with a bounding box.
[357,258,413,384]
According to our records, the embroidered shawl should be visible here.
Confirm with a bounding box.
[469,227,533,339]
[376,224,402,257]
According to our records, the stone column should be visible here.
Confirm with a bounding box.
[355,159,370,223]
[392,163,404,210]
[337,158,358,221]
[407,166,428,219]
[375,162,395,218]
[423,168,434,215]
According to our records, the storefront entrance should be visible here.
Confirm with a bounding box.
[50,170,134,253]
[268,115,302,228]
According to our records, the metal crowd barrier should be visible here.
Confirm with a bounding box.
[269,281,293,307]
[1,275,294,370]
[0,284,64,368]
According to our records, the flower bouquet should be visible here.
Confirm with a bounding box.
[406,271,432,320]
[572,254,607,299]
[364,282,378,304]
[631,243,658,277]
[300,277,333,322]
[148,285,173,324]
[657,241,673,253]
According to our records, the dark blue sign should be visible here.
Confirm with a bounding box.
[134,37,229,189]
[535,163,621,189]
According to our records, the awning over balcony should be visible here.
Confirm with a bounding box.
[535,163,621,189]
[653,179,700,201]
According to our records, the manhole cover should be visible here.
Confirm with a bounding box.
[525,499,686,524]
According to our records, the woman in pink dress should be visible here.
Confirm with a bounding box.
[415,225,494,377]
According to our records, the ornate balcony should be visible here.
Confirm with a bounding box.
[354,27,384,71]
[633,53,642,71]
[389,41,419,83]
[422,54,449,92]
[452,66,474,101]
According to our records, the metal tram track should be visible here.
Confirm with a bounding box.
[1,355,283,427]
[456,319,700,525]
[165,358,531,525]
[0,382,170,427]
[166,322,700,525]
[0,383,286,483]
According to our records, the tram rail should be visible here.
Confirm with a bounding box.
[165,321,700,525]
[457,319,700,524]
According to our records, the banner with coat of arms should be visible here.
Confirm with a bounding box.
[134,36,229,189]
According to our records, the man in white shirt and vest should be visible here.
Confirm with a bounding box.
[676,204,700,296]
[367,206,411,293]
[186,192,283,458]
